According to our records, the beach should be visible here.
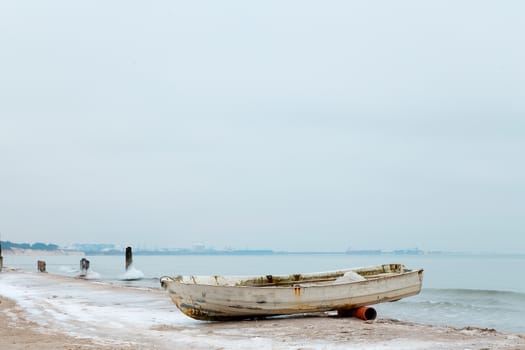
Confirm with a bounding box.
[0,296,102,350]
[1,270,524,350]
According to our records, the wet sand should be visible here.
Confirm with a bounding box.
[1,271,524,350]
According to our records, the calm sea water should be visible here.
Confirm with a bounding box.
[4,253,525,334]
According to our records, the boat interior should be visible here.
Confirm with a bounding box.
[167,263,410,287]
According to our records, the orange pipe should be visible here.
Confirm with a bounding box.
[350,306,377,321]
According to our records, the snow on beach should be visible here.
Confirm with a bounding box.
[1,270,524,350]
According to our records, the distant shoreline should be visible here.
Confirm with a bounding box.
[2,247,523,257]
[2,248,85,256]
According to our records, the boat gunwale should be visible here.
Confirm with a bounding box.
[161,265,422,290]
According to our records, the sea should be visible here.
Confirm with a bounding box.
[4,252,525,334]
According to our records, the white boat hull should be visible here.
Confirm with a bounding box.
[161,264,423,321]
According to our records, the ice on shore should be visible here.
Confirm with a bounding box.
[0,272,399,349]
[0,272,198,346]
[118,265,145,281]
[82,270,101,279]
[1,271,521,350]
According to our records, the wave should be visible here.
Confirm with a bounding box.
[387,287,525,316]
[421,288,525,303]
[377,288,525,333]
[58,265,78,274]
[423,288,525,298]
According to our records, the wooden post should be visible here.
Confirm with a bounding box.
[80,258,90,277]
[37,260,47,273]
[0,241,3,272]
[125,246,132,270]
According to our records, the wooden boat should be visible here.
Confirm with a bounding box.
[160,263,424,321]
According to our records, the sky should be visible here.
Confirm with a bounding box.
[1,1,524,253]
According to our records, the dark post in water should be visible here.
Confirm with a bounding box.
[80,258,90,277]
[125,246,133,271]
[0,242,3,272]
[37,260,47,273]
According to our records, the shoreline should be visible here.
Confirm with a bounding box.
[2,248,84,256]
[3,247,524,257]
[2,294,523,350]
[1,271,524,349]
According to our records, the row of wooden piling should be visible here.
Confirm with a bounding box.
[0,244,134,275]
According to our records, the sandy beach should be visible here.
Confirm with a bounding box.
[1,270,524,350]
[0,297,105,350]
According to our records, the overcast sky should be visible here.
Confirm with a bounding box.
[1,1,524,253]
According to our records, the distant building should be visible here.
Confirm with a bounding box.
[71,243,121,253]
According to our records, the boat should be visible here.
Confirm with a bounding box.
[160,263,424,321]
